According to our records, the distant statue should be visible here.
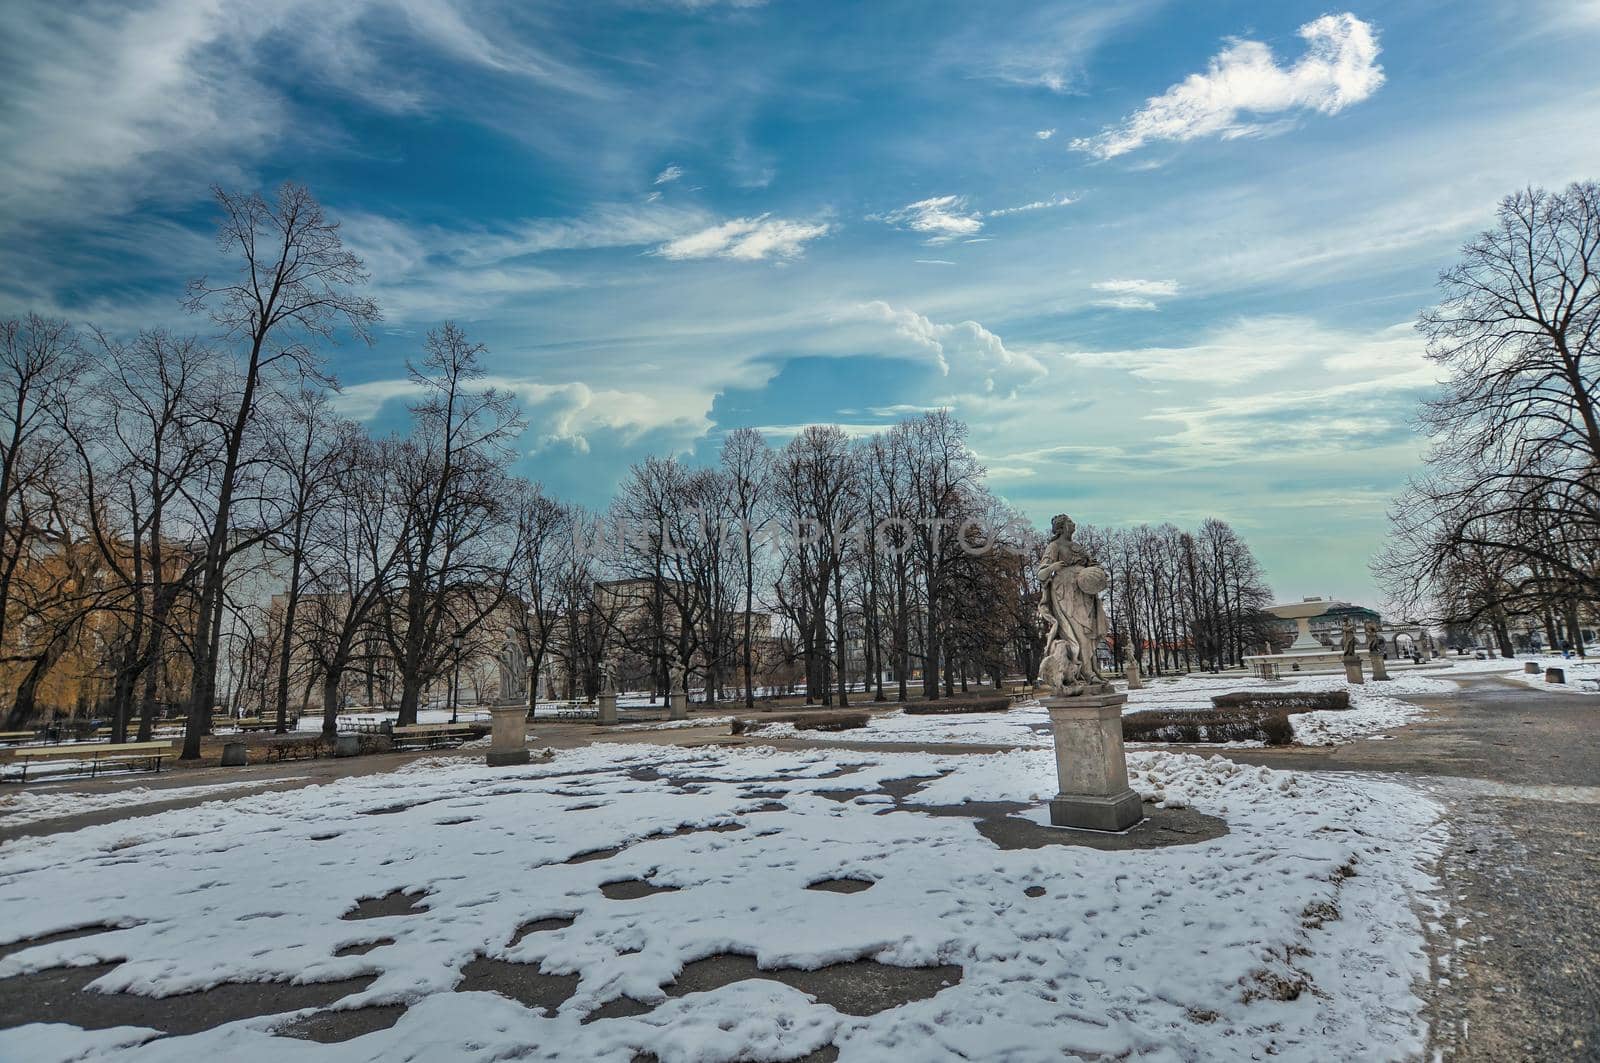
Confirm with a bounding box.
[667,660,685,694]
[1340,618,1358,658]
[1036,514,1113,696]
[599,659,618,695]
[1364,619,1385,655]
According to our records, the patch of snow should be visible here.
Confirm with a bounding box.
[0,743,1444,1061]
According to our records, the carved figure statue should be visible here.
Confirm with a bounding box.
[668,660,685,694]
[1036,514,1113,696]
[1364,619,1385,654]
[1340,618,1358,658]
[599,659,618,695]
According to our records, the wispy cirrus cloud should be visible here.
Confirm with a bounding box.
[1092,277,1181,310]
[1072,13,1385,160]
[653,214,831,261]
[654,163,685,184]
[874,195,984,243]
[876,192,1075,242]
[986,193,1077,217]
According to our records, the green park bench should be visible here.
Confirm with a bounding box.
[3,740,172,783]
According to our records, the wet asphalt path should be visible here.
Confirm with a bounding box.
[1226,675,1600,1062]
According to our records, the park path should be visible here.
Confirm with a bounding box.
[1224,675,1600,1062]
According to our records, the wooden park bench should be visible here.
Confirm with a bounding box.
[0,731,39,746]
[390,723,476,750]
[3,740,172,783]
[337,717,390,735]
[533,700,597,721]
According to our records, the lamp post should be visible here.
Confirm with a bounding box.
[450,632,463,724]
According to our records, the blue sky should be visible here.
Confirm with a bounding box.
[4,0,1599,607]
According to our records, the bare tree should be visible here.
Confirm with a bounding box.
[179,182,379,757]
[382,322,521,726]
[1381,181,1600,638]
[720,427,770,707]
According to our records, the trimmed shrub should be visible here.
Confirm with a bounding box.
[1123,706,1302,746]
[1209,690,1350,712]
[732,712,868,735]
[902,696,1011,716]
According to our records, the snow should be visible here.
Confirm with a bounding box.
[738,669,1460,749]
[1494,654,1600,695]
[0,742,1444,1062]
[0,778,304,827]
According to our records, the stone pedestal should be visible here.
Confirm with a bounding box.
[668,692,689,720]
[1045,694,1143,832]
[597,693,618,725]
[486,704,531,767]
[221,741,248,767]
[1123,660,1143,690]
[1524,661,1541,675]
[1369,652,1391,681]
[1343,655,1365,685]
[1547,667,1566,684]
[333,734,360,758]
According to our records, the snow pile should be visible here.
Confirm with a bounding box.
[0,743,1444,1062]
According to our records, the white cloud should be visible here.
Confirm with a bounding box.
[0,0,603,230]
[1065,315,1429,388]
[860,300,1046,397]
[654,164,685,184]
[653,215,831,261]
[986,193,1077,217]
[876,195,985,243]
[1071,13,1385,160]
[337,203,713,319]
[1035,129,1056,140]
[1091,277,1181,311]
[334,372,711,454]
[876,192,1074,242]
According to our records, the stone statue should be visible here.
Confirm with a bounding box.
[1036,514,1113,697]
[1364,619,1385,655]
[668,660,685,694]
[1340,618,1358,658]
[599,659,618,695]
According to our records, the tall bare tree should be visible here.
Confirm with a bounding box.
[179,183,379,757]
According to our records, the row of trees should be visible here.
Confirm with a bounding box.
[1080,519,1276,675]
[1,182,1284,758]
[1378,181,1600,654]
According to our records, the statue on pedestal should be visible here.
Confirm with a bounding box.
[1036,514,1113,697]
[1364,619,1385,655]
[1340,618,1358,658]
[599,659,618,696]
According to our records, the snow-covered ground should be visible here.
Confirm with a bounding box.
[1494,654,1600,694]
[0,778,304,827]
[744,668,1464,749]
[0,743,1443,1062]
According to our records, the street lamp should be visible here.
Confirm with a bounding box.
[450,632,463,724]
